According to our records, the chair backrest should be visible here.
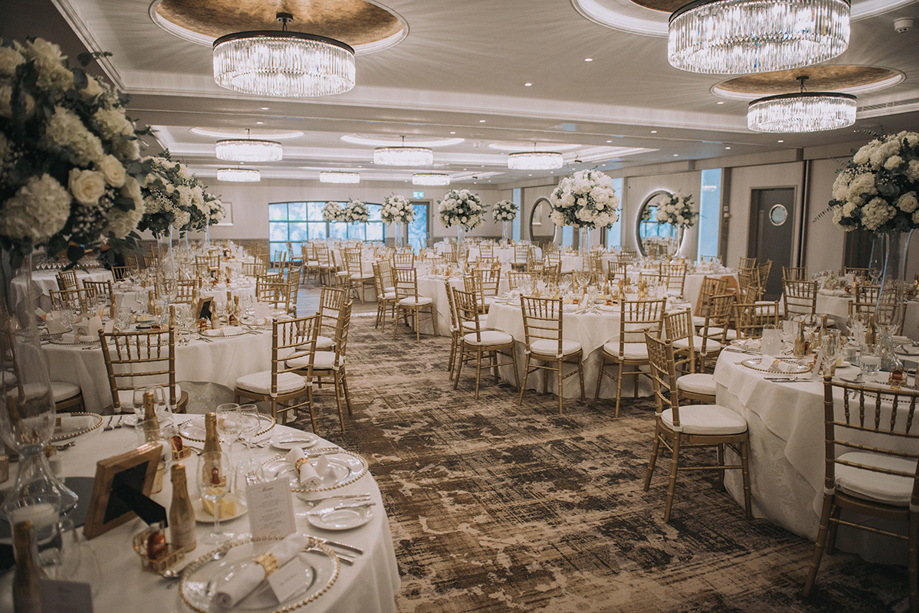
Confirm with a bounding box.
[699,276,729,305]
[618,251,636,266]
[700,293,736,345]
[644,332,682,425]
[474,256,499,271]
[520,295,564,356]
[540,262,561,285]
[734,301,779,338]
[242,260,267,277]
[313,244,332,268]
[111,266,133,281]
[545,252,561,267]
[844,266,873,280]
[782,266,808,282]
[474,268,501,297]
[82,279,114,317]
[820,377,919,509]
[738,256,757,271]
[614,298,666,356]
[453,287,484,340]
[392,251,414,268]
[737,268,763,302]
[317,286,348,341]
[173,279,199,304]
[444,280,461,334]
[661,267,686,295]
[330,300,353,365]
[56,270,78,291]
[478,244,494,259]
[195,254,220,278]
[256,277,292,312]
[49,288,92,313]
[98,328,180,411]
[663,308,695,372]
[514,244,531,263]
[507,271,536,291]
[783,279,818,318]
[757,259,774,289]
[269,315,318,393]
[393,267,420,302]
[344,251,366,277]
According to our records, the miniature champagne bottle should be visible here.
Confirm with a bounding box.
[169,463,197,552]
[12,520,45,613]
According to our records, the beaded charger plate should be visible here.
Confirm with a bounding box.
[258,449,368,494]
[179,536,340,613]
[178,414,275,443]
[51,412,103,441]
[740,358,813,375]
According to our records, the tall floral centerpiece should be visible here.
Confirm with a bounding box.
[828,131,919,285]
[549,169,620,276]
[438,188,486,261]
[343,199,370,224]
[654,192,697,258]
[381,194,415,249]
[492,199,518,242]
[322,201,344,222]
[0,37,149,519]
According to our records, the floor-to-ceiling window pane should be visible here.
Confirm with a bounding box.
[561,226,573,248]
[605,178,623,249]
[512,188,521,241]
[409,202,428,250]
[268,201,385,258]
[698,169,723,259]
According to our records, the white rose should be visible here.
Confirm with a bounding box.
[853,142,877,165]
[884,155,903,171]
[906,160,919,182]
[0,85,11,118]
[97,155,126,188]
[68,168,106,206]
[0,46,23,77]
[898,192,918,214]
[914,210,919,225]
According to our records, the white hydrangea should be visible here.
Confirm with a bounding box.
[22,38,73,90]
[93,107,134,139]
[846,173,877,205]
[884,155,904,171]
[907,160,919,182]
[0,173,70,242]
[45,106,104,165]
[0,45,23,77]
[861,197,896,231]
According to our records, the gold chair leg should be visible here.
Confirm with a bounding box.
[740,439,752,520]
[474,348,483,400]
[594,356,605,401]
[577,359,585,401]
[518,354,531,405]
[454,345,465,390]
[614,363,623,418]
[556,359,564,415]
[663,434,681,523]
[334,376,346,432]
[908,513,918,613]
[802,494,835,598]
[643,430,660,491]
[341,372,353,416]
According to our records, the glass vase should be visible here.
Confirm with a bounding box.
[575,227,593,288]
[502,221,510,243]
[456,226,467,264]
[0,250,78,520]
[394,221,404,250]
[880,230,911,286]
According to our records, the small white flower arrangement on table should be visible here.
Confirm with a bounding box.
[380,194,416,224]
[342,199,370,223]
[438,189,486,230]
[322,201,344,222]
[492,200,518,222]
[655,192,698,229]
[548,169,620,229]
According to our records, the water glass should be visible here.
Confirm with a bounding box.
[761,324,781,358]
[860,350,881,381]
[197,451,235,545]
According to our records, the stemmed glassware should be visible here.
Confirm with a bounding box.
[197,451,235,545]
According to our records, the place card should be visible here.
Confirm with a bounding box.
[267,557,309,602]
[40,578,94,613]
[246,477,296,539]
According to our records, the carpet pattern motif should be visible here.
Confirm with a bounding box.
[287,315,909,612]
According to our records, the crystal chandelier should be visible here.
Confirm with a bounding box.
[507,151,564,170]
[215,130,283,162]
[373,136,434,166]
[668,0,851,74]
[217,167,261,182]
[412,173,451,186]
[213,12,355,97]
[747,76,857,133]
[320,171,360,184]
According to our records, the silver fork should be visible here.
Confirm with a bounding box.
[301,494,372,509]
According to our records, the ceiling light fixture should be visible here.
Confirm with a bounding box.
[215,130,283,162]
[507,148,564,170]
[747,76,857,133]
[668,0,851,75]
[213,11,355,97]
[320,171,360,184]
[373,136,433,166]
[412,173,451,186]
[217,167,261,182]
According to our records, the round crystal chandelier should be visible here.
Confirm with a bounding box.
[747,76,857,133]
[320,171,360,184]
[507,151,564,170]
[373,136,434,166]
[215,131,283,162]
[668,0,851,74]
[217,167,261,182]
[412,173,450,186]
[213,12,355,97]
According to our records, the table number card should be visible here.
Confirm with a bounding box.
[41,578,94,613]
[246,477,296,539]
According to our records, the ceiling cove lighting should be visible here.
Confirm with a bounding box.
[320,171,360,184]
[373,136,434,167]
[217,167,260,182]
[668,0,851,75]
[215,129,283,162]
[412,173,450,186]
[507,151,564,170]
[747,76,856,133]
[213,12,355,97]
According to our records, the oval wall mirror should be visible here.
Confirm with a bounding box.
[635,190,683,257]
[769,203,788,226]
[529,197,555,244]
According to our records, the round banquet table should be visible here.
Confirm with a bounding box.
[0,415,400,613]
[713,350,916,564]
[42,327,273,413]
[13,269,114,311]
[112,279,259,315]
[816,289,919,341]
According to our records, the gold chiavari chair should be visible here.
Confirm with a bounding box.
[444,280,462,376]
[311,244,334,286]
[643,332,752,523]
[507,271,536,292]
[738,256,757,271]
[195,254,221,279]
[844,266,873,280]
[783,266,808,282]
[477,243,495,260]
[694,293,734,370]
[518,295,584,415]
[56,270,78,291]
[99,327,189,414]
[734,300,779,338]
[595,298,666,417]
[618,251,637,266]
[314,285,348,351]
[757,259,774,290]
[49,288,92,313]
[802,378,919,610]
[737,268,763,302]
[255,277,292,314]
[693,276,729,328]
[235,314,317,425]
[473,267,501,314]
[663,309,696,376]
[173,279,199,304]
[660,264,687,296]
[303,243,320,286]
[242,260,268,278]
[110,266,133,282]
[286,241,303,269]
[540,262,561,285]
[329,250,350,290]
[343,251,373,304]
[783,279,818,319]
[392,251,415,269]
[452,287,519,399]
[372,262,398,331]
[473,256,499,271]
[511,244,531,271]
[393,267,437,342]
[82,279,115,317]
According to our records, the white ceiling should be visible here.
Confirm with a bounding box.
[8,0,919,187]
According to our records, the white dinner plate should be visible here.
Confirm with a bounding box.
[193,496,248,523]
[898,344,919,356]
[597,304,618,312]
[271,433,320,451]
[306,504,372,531]
[257,450,369,493]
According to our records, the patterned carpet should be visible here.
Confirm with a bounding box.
[285,315,909,613]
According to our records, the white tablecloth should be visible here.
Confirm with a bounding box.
[112,280,259,314]
[43,329,272,413]
[816,290,919,340]
[12,269,114,311]
[0,416,400,613]
[713,351,913,563]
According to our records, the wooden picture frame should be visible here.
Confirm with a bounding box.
[83,442,163,540]
[196,297,214,321]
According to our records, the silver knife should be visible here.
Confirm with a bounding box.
[310,536,364,555]
[306,502,376,515]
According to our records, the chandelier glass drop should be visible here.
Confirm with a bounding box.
[668,0,851,75]
[374,136,434,167]
[215,129,283,162]
[213,12,355,97]
[507,151,564,170]
[412,173,451,186]
[320,171,361,184]
[217,167,261,182]
[747,76,856,133]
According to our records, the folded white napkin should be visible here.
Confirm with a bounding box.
[201,326,244,338]
[286,448,329,487]
[58,415,96,430]
[45,313,67,335]
[74,316,103,338]
[212,533,309,609]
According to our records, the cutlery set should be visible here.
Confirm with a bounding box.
[103,415,126,430]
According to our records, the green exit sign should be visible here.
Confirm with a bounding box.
[412,191,424,199]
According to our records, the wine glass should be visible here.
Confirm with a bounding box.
[237,404,261,452]
[216,403,243,453]
[197,452,235,545]
[860,348,881,382]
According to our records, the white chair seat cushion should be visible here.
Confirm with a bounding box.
[399,296,433,306]
[530,338,582,356]
[382,291,397,300]
[287,351,337,371]
[708,327,738,340]
[463,330,514,346]
[306,260,319,267]
[235,371,306,395]
[692,315,707,327]
[835,451,915,506]
[116,384,182,407]
[315,335,334,351]
[677,373,716,396]
[661,404,747,436]
[51,381,81,403]
[673,336,723,353]
[603,341,648,361]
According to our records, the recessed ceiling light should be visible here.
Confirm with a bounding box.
[584,58,593,62]
[255,121,264,125]
[717,101,725,105]
[260,107,269,110]
[673,154,679,157]
[479,120,486,123]
[778,139,785,143]
[725,146,731,149]
[606,140,612,143]
[524,82,532,87]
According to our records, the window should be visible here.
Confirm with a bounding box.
[698,169,723,259]
[269,201,386,260]
[408,202,429,250]
[605,177,624,249]
[512,188,521,242]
